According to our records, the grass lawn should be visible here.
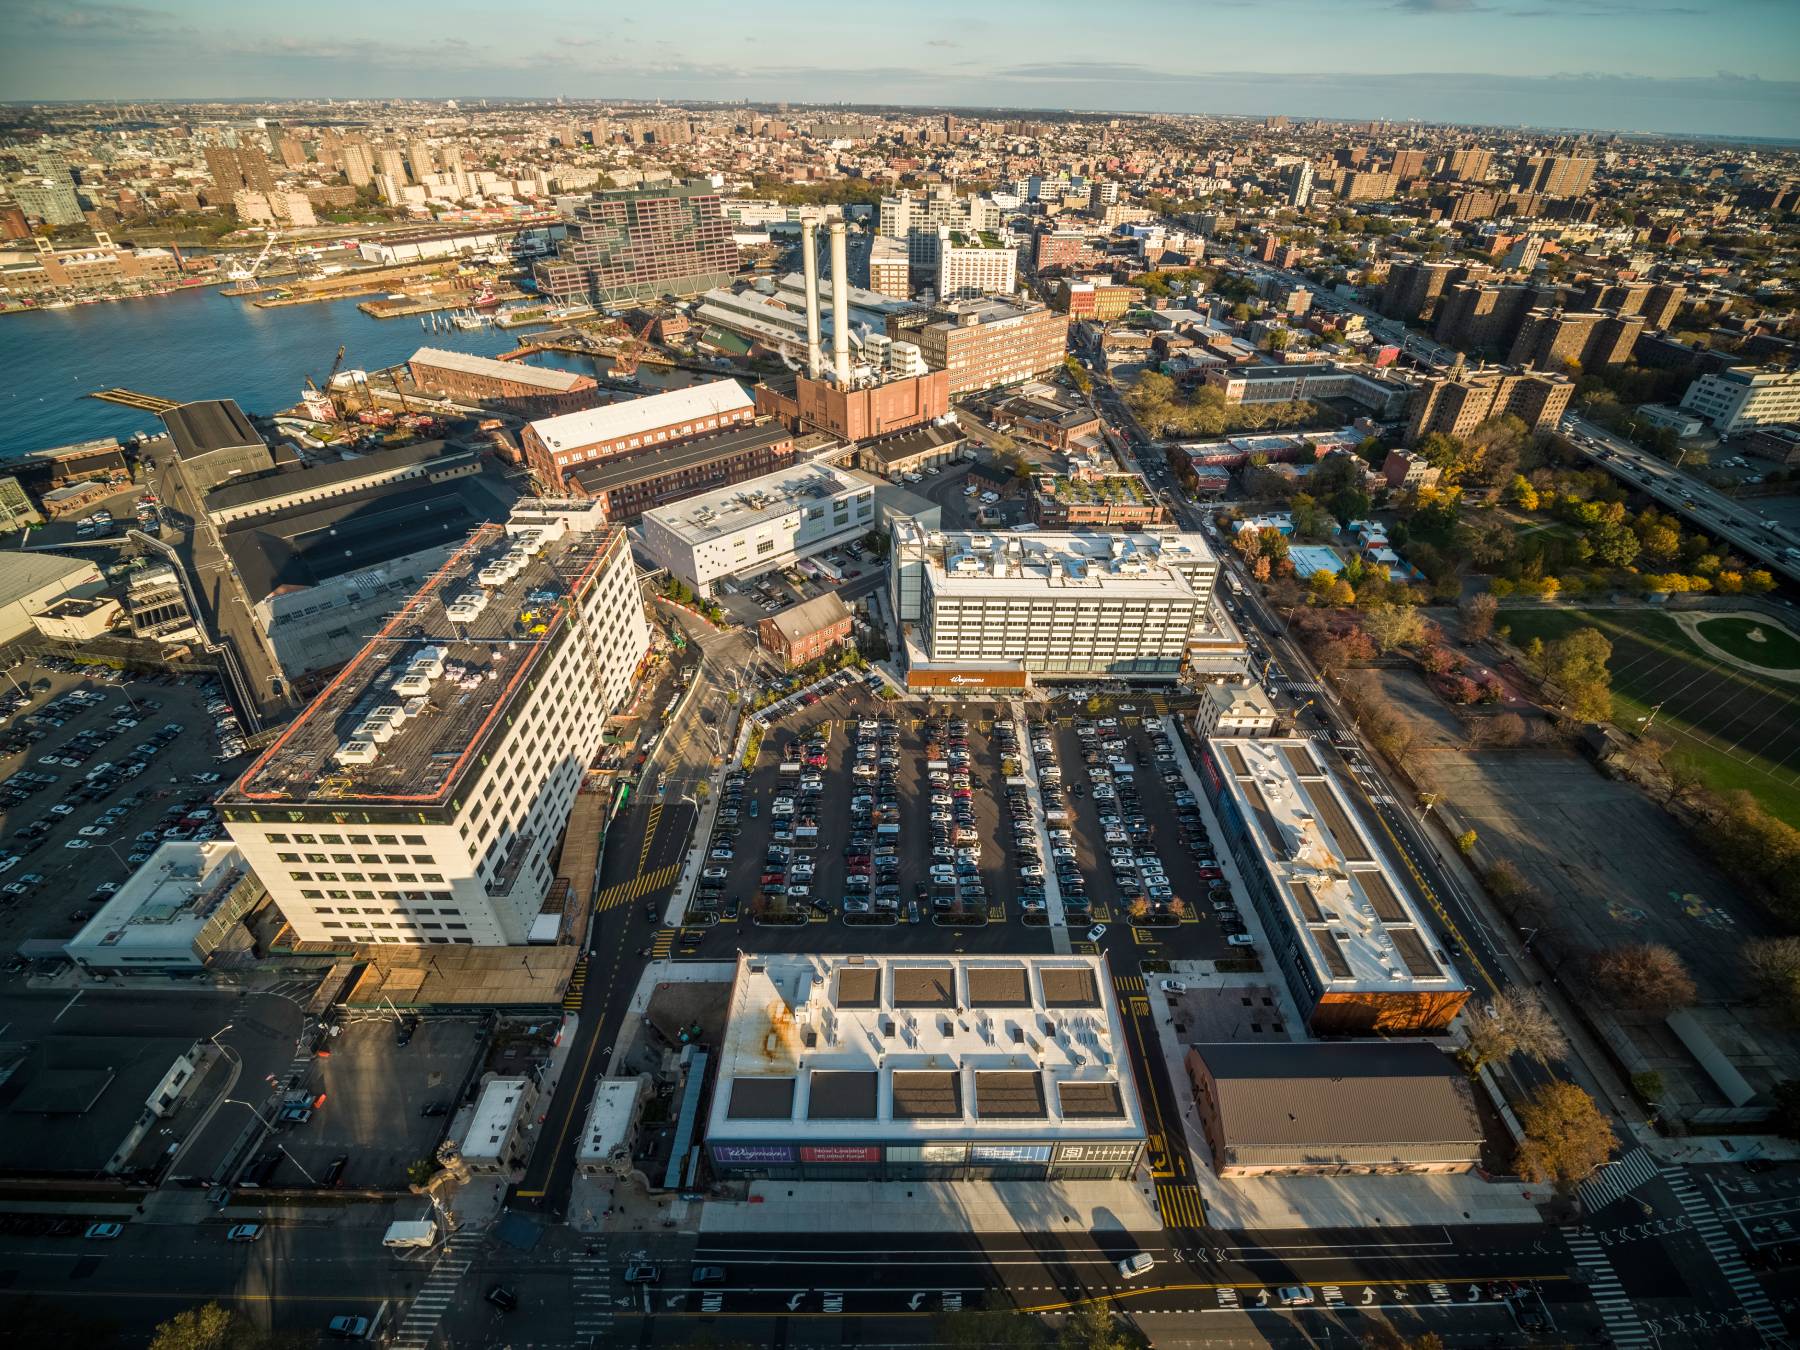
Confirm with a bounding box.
[1692,615,1800,670]
[1499,607,1800,828]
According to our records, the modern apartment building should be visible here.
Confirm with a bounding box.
[889,523,1218,685]
[203,145,277,197]
[520,380,756,487]
[1404,367,1573,444]
[704,953,1145,1182]
[866,236,911,299]
[638,462,877,598]
[934,227,1017,301]
[878,188,1004,273]
[533,180,738,305]
[1680,366,1800,433]
[916,299,1069,395]
[1202,363,1415,419]
[1195,735,1468,1035]
[219,500,651,948]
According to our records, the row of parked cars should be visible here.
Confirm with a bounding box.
[1020,717,1088,926]
[843,716,903,918]
[695,766,751,920]
[923,713,985,920]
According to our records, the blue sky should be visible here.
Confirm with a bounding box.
[6,0,1798,138]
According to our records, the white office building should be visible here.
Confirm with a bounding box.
[639,463,877,599]
[705,953,1145,1181]
[459,1076,538,1172]
[220,499,651,947]
[65,842,267,976]
[889,523,1219,684]
[936,227,1018,301]
[1679,366,1800,433]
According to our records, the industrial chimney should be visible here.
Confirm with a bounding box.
[801,219,823,380]
[829,220,851,386]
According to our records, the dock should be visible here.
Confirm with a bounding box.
[91,388,180,413]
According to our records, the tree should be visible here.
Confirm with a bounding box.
[1363,603,1425,654]
[1058,1304,1146,1350]
[1744,937,1800,1026]
[1543,627,1614,722]
[1504,473,1540,510]
[1585,942,1697,1013]
[1462,989,1568,1072]
[1456,828,1478,853]
[1461,593,1498,643]
[937,1309,1049,1350]
[149,1303,292,1350]
[1514,1081,1615,1192]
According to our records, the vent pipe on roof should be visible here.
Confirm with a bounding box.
[829,220,851,386]
[802,220,823,380]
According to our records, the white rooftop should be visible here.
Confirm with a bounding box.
[898,523,1215,602]
[526,379,753,453]
[644,462,869,546]
[578,1076,647,1164]
[1207,736,1465,998]
[64,842,248,961]
[707,953,1145,1145]
[410,346,589,393]
[461,1077,531,1161]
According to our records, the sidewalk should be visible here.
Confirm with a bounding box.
[1014,701,1071,954]
[698,1179,1162,1234]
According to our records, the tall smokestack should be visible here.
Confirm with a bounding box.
[829,219,851,386]
[801,219,823,380]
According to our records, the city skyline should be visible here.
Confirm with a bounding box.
[10,0,1800,140]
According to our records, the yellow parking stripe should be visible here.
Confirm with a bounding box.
[650,928,675,957]
[1156,1183,1206,1229]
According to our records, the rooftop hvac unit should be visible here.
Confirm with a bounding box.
[355,717,396,743]
[334,740,379,766]
[372,703,405,724]
[393,672,432,697]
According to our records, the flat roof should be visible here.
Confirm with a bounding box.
[204,439,464,514]
[643,461,868,546]
[461,1077,530,1159]
[66,842,248,954]
[568,420,792,498]
[526,379,753,453]
[224,502,622,810]
[858,421,965,468]
[1207,736,1465,998]
[896,523,1215,603]
[707,953,1144,1146]
[410,347,591,393]
[578,1076,646,1162]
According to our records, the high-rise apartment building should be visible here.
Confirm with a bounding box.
[879,188,1004,273]
[1379,260,1490,323]
[1340,170,1395,202]
[934,227,1017,301]
[340,142,374,188]
[1507,308,1645,372]
[916,299,1069,395]
[1432,281,1556,357]
[276,136,308,170]
[376,147,410,186]
[204,145,277,197]
[865,236,911,299]
[1442,148,1493,182]
[12,180,83,226]
[220,501,651,948]
[1405,368,1573,445]
[1387,149,1430,180]
[1286,160,1314,208]
[533,180,738,305]
[1512,154,1596,198]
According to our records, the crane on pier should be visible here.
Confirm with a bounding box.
[227,230,279,283]
[303,344,349,420]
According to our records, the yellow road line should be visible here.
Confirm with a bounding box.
[1366,807,1497,995]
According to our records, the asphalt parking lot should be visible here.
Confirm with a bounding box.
[676,689,1245,972]
[0,657,253,956]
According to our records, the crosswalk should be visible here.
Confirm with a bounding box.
[637,802,663,869]
[1577,1146,1660,1213]
[563,959,587,1012]
[391,1230,480,1350]
[594,862,680,911]
[571,1245,613,1345]
[1562,1229,1648,1348]
[1661,1166,1787,1341]
[1156,1182,1206,1229]
[1114,974,1146,993]
[650,928,675,959]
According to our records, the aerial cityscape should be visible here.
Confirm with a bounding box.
[1,4,1799,1348]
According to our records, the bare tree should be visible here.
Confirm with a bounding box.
[1462,989,1569,1072]
[1744,937,1800,1026]
[1585,943,1697,1014]
[1461,592,1499,643]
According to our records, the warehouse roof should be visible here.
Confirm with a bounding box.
[568,420,792,499]
[204,440,464,515]
[0,551,99,610]
[526,380,753,453]
[410,347,591,393]
[1189,1042,1482,1149]
[160,399,265,461]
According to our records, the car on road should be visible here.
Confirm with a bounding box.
[327,1315,370,1339]
[692,1265,727,1284]
[1087,924,1107,943]
[1278,1285,1315,1306]
[1118,1252,1155,1278]
[485,1285,519,1312]
[1227,934,1256,947]
[419,1101,450,1118]
[624,1263,661,1284]
[84,1222,124,1240]
[226,1223,262,1242]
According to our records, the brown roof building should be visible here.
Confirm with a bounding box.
[755,371,950,443]
[408,347,598,418]
[566,420,796,522]
[1405,368,1573,446]
[758,592,853,669]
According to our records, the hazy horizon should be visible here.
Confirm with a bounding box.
[8,0,1798,140]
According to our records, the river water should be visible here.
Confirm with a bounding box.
[0,287,694,460]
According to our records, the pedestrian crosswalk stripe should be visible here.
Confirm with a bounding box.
[1563,1231,1649,1347]
[650,928,676,958]
[1114,975,1145,992]
[1661,1167,1786,1338]
[1577,1146,1659,1213]
[594,862,681,911]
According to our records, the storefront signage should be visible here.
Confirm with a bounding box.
[1052,1142,1142,1164]
[969,1143,1053,1164]
[800,1145,881,1163]
[906,667,1030,691]
[711,1143,795,1164]
[887,1143,969,1163]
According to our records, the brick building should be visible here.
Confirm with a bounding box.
[758,592,854,668]
[521,380,756,488]
[1404,368,1573,445]
[565,420,795,521]
[408,347,598,418]
[916,299,1070,395]
[755,371,950,443]
[1506,309,1645,372]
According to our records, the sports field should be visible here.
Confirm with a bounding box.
[1500,607,1800,828]
[1692,615,1800,670]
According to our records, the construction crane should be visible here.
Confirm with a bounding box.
[226,229,279,283]
[303,344,349,419]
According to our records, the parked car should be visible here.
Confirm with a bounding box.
[226,1223,262,1242]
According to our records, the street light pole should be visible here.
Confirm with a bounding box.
[222,1098,319,1185]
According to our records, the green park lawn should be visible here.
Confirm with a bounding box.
[1692,615,1800,671]
[1499,607,1800,828]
